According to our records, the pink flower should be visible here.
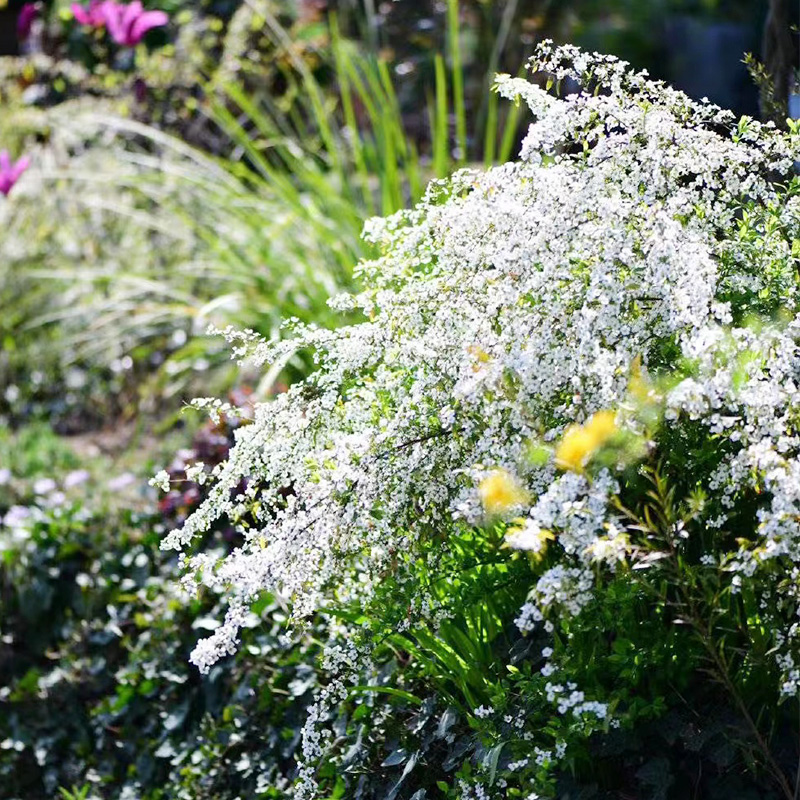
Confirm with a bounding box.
[0,151,31,197]
[103,1,168,46]
[71,0,108,27]
[17,2,38,40]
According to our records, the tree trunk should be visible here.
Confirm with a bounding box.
[762,0,796,113]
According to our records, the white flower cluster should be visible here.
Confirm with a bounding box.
[160,40,800,786]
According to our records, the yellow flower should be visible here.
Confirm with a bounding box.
[555,427,597,472]
[479,468,528,516]
[468,345,491,373]
[628,354,653,404]
[585,409,617,440]
[555,410,618,472]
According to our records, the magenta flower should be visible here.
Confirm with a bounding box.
[103,1,168,46]
[0,151,31,197]
[71,0,108,27]
[17,3,38,40]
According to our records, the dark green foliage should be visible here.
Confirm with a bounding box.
[3,450,796,799]
[0,492,321,799]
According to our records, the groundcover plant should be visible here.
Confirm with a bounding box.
[157,43,800,798]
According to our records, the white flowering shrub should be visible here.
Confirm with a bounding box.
[160,43,800,798]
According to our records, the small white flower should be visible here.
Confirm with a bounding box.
[33,477,56,495]
[64,469,90,489]
[107,473,136,492]
[149,470,171,493]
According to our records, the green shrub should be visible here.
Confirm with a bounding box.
[154,43,800,799]
[0,442,324,799]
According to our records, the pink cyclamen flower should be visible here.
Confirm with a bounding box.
[0,151,31,197]
[17,3,38,39]
[71,0,108,27]
[103,1,168,46]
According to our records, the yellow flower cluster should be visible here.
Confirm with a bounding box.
[555,410,618,472]
[479,468,528,516]
[468,345,492,373]
[627,353,660,408]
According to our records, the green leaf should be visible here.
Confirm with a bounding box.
[349,685,423,706]
[484,742,505,786]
